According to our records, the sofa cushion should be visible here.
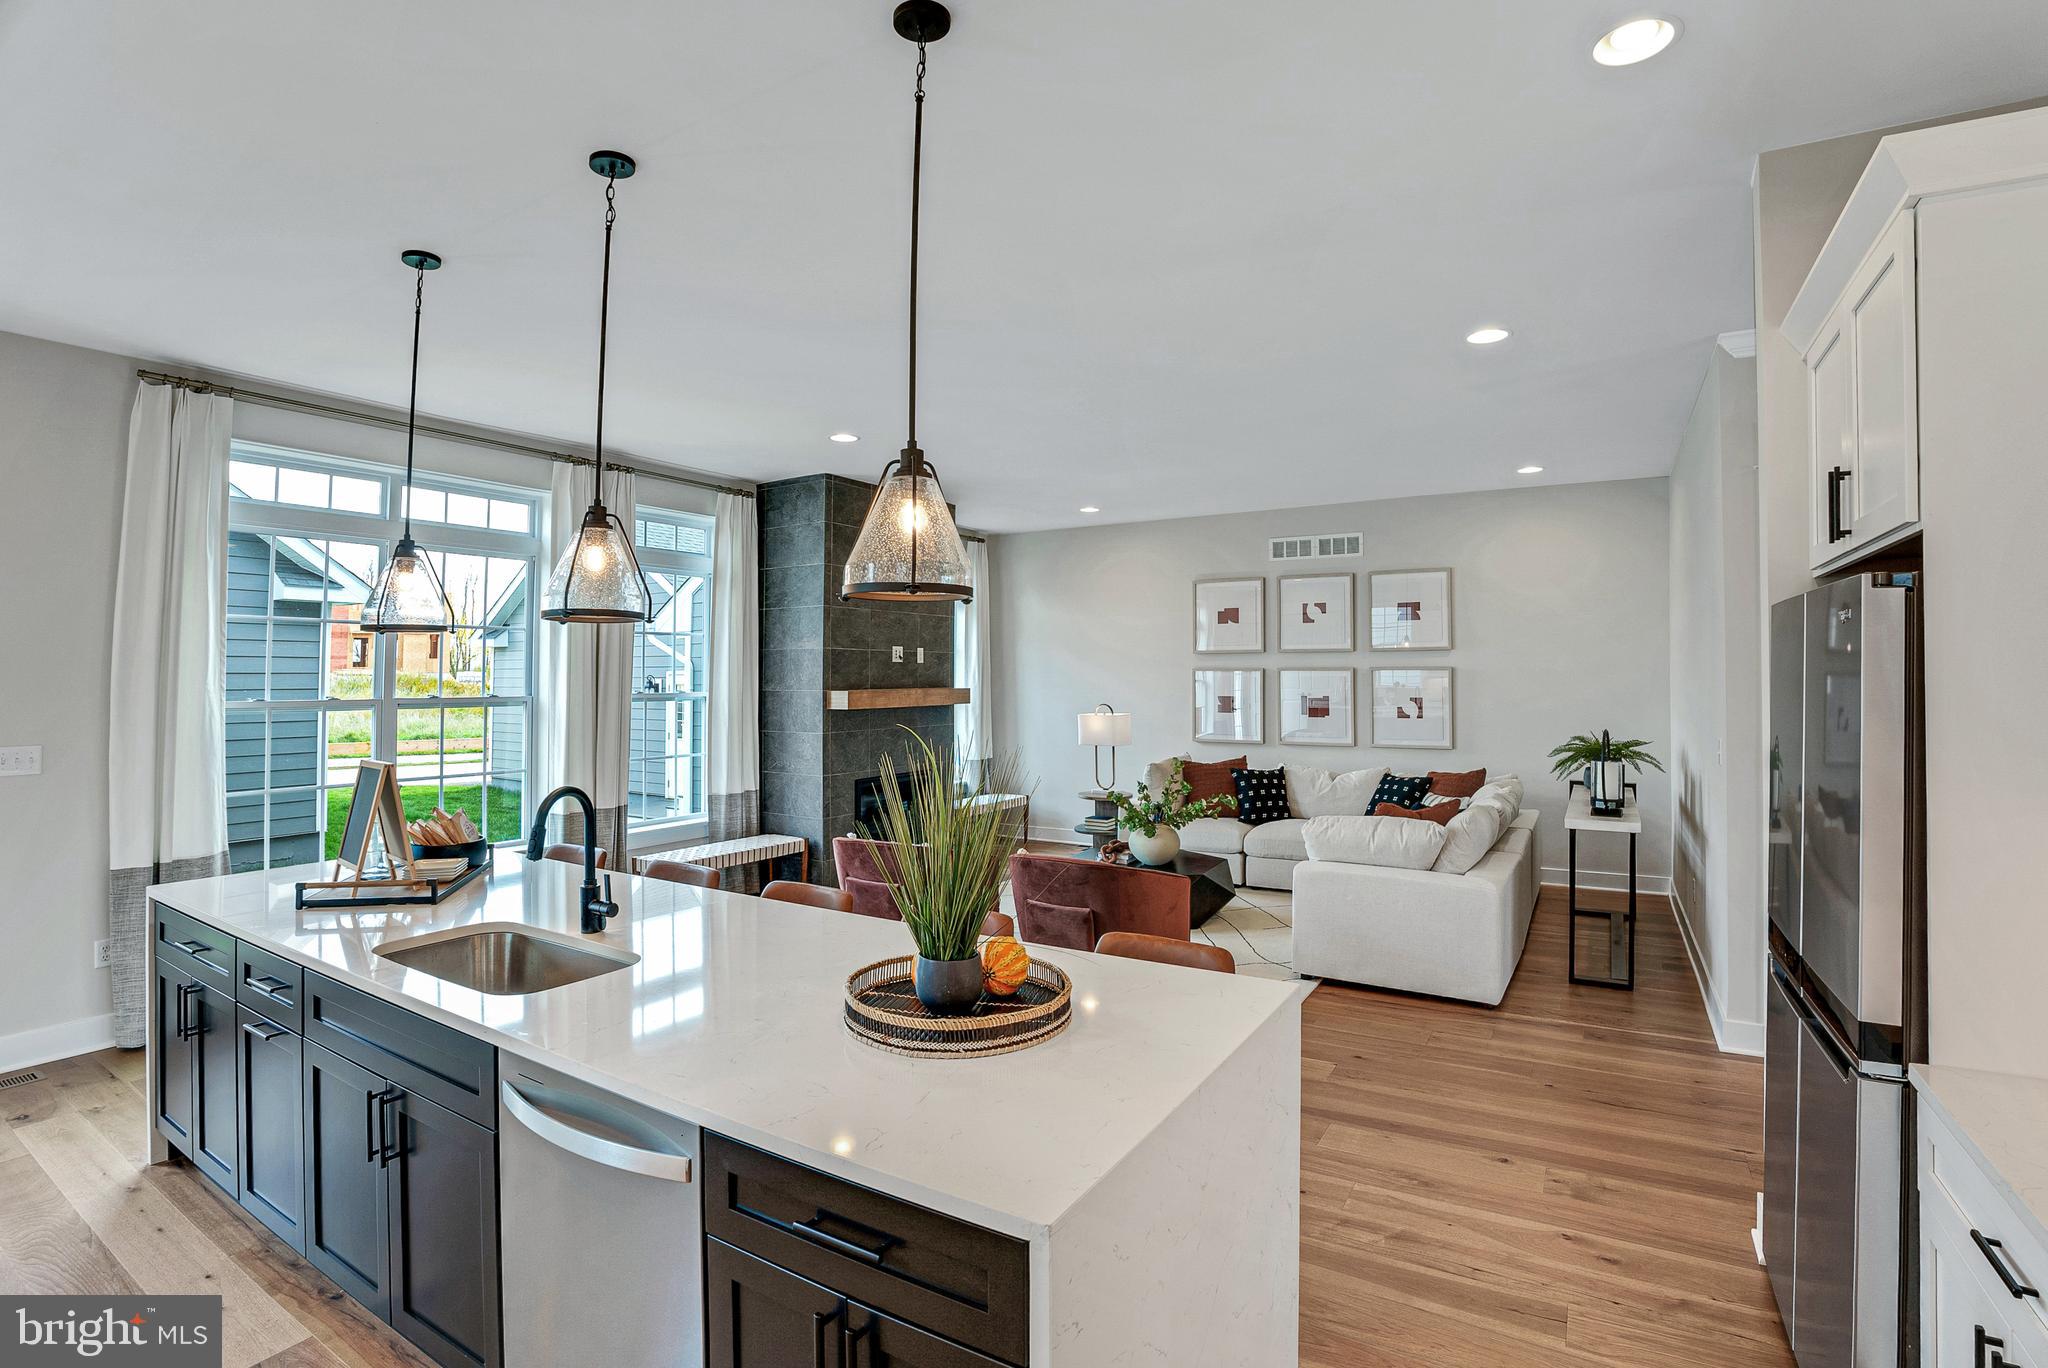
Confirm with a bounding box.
[1470,777,1522,825]
[1284,764,1386,818]
[1302,815,1448,869]
[1428,767,1488,798]
[1369,773,1431,810]
[1432,800,1507,875]
[1372,800,1460,826]
[1242,818,1309,862]
[1181,817,1253,856]
[1231,767,1292,825]
[1022,899,1096,951]
[1180,755,1246,803]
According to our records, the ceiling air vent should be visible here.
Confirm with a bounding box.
[1269,532,1362,562]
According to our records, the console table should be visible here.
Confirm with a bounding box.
[1565,784,1639,990]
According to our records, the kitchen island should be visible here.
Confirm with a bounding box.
[147,849,1305,1366]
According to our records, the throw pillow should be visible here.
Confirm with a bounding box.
[1302,814,1448,869]
[1428,767,1487,798]
[1285,764,1387,818]
[1372,800,1460,826]
[1231,767,1291,825]
[1180,755,1247,803]
[1369,773,1431,810]
[1432,801,1506,874]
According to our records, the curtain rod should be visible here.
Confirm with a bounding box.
[137,368,755,500]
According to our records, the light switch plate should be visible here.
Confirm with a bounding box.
[891,646,904,663]
[0,746,41,777]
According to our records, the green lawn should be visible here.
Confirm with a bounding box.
[324,782,523,858]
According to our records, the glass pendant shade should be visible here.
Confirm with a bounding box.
[542,504,653,622]
[362,536,452,633]
[842,453,972,601]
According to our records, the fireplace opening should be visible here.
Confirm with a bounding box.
[852,770,915,837]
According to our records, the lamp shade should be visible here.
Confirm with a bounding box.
[1077,710,1132,746]
[841,457,972,601]
[361,536,452,633]
[541,504,652,623]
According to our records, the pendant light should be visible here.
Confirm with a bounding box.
[841,1,973,603]
[543,151,655,624]
[362,250,455,633]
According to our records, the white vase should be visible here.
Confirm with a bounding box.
[1126,826,1180,866]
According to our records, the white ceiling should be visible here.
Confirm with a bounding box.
[2,2,2045,532]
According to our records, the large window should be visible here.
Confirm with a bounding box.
[225,443,539,871]
[628,510,714,833]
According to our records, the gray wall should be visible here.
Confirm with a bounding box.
[0,331,135,1063]
[1668,345,1765,1051]
[991,478,1673,886]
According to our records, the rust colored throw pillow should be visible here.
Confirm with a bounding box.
[1372,800,1460,826]
[1428,768,1488,798]
[1180,756,1246,803]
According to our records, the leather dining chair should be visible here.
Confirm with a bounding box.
[761,880,853,913]
[1094,931,1236,975]
[641,859,721,890]
[541,844,609,870]
[830,837,1011,938]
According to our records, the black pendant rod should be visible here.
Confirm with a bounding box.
[907,37,928,589]
[594,172,618,505]
[403,266,424,540]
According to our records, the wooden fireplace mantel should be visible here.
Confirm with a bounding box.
[825,687,971,711]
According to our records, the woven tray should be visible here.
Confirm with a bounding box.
[845,956,1072,1059]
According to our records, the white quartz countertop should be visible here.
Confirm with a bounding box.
[150,851,1305,1239]
[1912,1062,2048,1251]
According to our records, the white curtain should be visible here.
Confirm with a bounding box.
[535,464,635,865]
[108,382,233,1048]
[706,492,760,856]
[956,538,993,778]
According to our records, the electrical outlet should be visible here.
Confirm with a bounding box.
[916,647,926,664]
[93,939,112,970]
[891,646,904,663]
[0,745,41,777]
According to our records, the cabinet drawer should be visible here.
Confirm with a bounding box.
[303,972,495,1129]
[236,941,303,1032]
[154,904,235,991]
[1921,1095,2048,1342]
[704,1133,1029,1365]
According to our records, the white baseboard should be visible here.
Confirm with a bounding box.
[1670,886,1766,1057]
[0,1012,117,1074]
[1538,866,1673,897]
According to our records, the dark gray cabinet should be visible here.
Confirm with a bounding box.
[154,957,196,1152]
[303,1039,392,1320]
[708,1237,851,1368]
[236,1006,304,1252]
[156,939,238,1198]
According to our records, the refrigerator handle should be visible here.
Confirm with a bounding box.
[1772,958,1861,1082]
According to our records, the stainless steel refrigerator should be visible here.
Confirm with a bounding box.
[1764,571,1924,1368]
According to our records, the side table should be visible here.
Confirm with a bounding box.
[1565,783,1640,990]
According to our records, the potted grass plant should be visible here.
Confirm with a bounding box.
[860,734,1030,1013]
[1547,728,1663,815]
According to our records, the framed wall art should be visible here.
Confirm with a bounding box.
[1279,668,1355,747]
[1369,568,1453,650]
[1193,577,1264,653]
[1370,667,1454,749]
[1193,668,1264,744]
[1278,573,1354,652]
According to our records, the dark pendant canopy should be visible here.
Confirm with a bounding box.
[362,250,455,634]
[842,0,973,603]
[543,151,655,624]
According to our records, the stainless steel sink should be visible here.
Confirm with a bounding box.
[375,923,638,995]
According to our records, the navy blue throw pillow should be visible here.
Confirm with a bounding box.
[1230,767,1291,826]
[1369,773,1431,810]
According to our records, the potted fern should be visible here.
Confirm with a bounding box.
[1107,760,1239,866]
[860,735,1030,1013]
[1547,729,1662,815]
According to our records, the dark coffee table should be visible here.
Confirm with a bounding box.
[1062,849,1237,928]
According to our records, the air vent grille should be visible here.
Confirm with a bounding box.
[0,1070,45,1090]
[1269,532,1362,561]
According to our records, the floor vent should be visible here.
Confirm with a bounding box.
[0,1070,45,1090]
[1269,532,1362,561]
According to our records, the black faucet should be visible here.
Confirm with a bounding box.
[525,785,618,934]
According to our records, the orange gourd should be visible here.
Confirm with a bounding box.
[981,936,1030,996]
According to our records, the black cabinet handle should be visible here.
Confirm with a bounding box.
[171,938,213,958]
[1978,1325,2023,1368]
[241,1020,286,1042]
[790,1211,899,1266]
[248,974,291,1000]
[174,983,198,1040]
[810,1303,843,1368]
[376,1089,404,1167]
[844,1314,873,1368]
[1973,1230,2042,1300]
[1827,466,1852,543]
[366,1087,381,1162]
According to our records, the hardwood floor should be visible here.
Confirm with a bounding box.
[1301,887,1792,1367]
[9,885,1788,1367]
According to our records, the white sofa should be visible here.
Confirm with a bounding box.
[1293,808,1540,1006]
[1149,759,1397,890]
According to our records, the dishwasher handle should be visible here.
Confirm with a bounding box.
[500,1078,694,1183]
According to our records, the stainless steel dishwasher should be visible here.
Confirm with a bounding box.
[498,1056,703,1367]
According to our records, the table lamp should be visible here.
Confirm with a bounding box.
[1077,703,1133,790]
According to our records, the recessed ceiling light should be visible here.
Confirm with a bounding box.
[1078,506,1101,514]
[1592,17,1678,66]
[1517,465,1545,475]
[1466,326,1511,345]
[829,432,859,443]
